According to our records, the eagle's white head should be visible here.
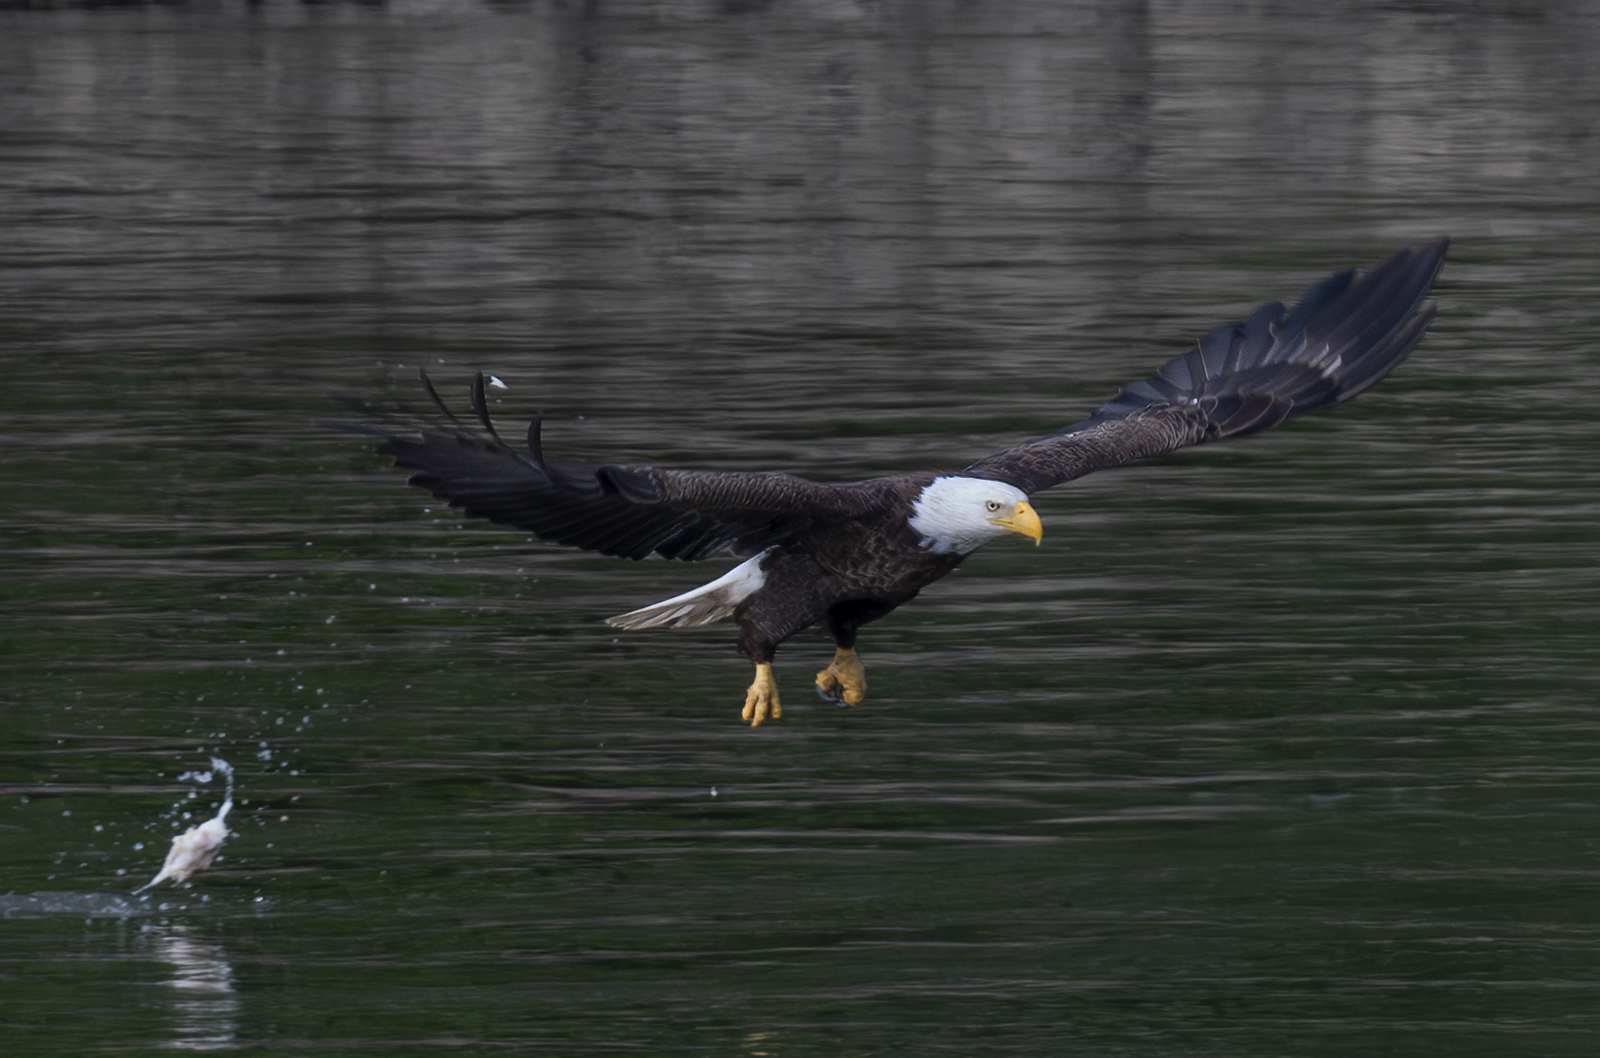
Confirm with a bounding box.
[908,476,1043,555]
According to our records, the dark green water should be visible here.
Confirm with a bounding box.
[4,2,1600,1054]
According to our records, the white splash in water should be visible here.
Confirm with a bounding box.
[135,758,235,895]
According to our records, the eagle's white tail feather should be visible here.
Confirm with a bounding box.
[606,550,770,631]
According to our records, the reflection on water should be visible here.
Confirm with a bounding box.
[151,927,238,1052]
[742,1031,781,1057]
[3,1,1600,1055]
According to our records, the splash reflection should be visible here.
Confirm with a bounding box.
[149,926,238,1051]
[743,1031,781,1056]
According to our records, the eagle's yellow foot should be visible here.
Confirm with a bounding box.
[815,647,868,706]
[741,662,782,727]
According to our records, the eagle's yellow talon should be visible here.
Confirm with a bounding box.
[815,647,868,706]
[742,662,781,726]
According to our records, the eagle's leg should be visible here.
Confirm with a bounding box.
[734,563,842,727]
[815,647,867,706]
[735,614,788,728]
[817,600,891,707]
[741,662,782,727]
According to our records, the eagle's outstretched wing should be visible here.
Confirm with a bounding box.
[345,372,875,562]
[963,238,1448,495]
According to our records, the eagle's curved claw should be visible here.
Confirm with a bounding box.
[742,662,781,727]
[815,647,867,707]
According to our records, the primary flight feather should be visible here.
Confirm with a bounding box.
[351,238,1447,726]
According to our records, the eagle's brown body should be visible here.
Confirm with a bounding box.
[731,474,959,654]
[350,239,1449,725]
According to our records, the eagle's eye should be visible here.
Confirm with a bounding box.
[985,500,1001,512]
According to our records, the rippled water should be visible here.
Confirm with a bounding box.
[4,2,1600,1054]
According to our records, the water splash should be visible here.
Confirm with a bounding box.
[134,758,235,895]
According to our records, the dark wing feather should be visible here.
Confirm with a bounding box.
[342,373,875,561]
[963,238,1448,494]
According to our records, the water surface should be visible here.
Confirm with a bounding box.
[4,2,1600,1055]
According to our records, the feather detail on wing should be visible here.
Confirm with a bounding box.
[963,238,1448,495]
[341,372,869,561]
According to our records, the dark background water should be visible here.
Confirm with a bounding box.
[3,2,1600,1054]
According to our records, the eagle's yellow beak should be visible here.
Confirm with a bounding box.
[991,500,1043,545]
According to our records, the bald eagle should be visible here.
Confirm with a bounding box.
[354,239,1447,726]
